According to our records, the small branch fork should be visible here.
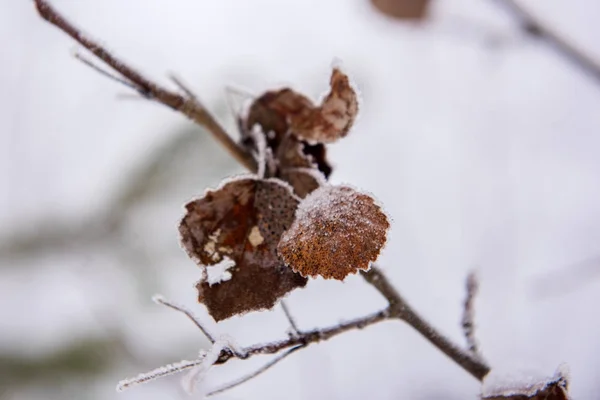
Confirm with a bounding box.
[122,268,489,395]
[33,0,490,396]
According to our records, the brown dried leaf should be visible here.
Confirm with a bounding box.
[179,177,307,321]
[482,365,570,400]
[244,67,357,145]
[370,0,430,21]
[278,185,389,280]
[240,89,332,197]
[245,88,313,145]
[288,68,358,144]
[243,89,333,183]
[274,134,326,198]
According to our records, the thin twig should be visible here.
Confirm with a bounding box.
[493,0,600,85]
[34,0,257,172]
[461,271,479,355]
[362,267,490,381]
[73,50,142,93]
[169,74,199,103]
[207,345,306,397]
[153,295,216,343]
[220,308,390,363]
[118,308,389,392]
[280,301,300,336]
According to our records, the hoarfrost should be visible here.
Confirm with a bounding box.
[278,184,389,280]
[482,364,570,399]
[116,358,203,392]
[205,257,236,286]
[182,340,232,395]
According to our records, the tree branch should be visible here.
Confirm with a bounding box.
[206,345,306,397]
[117,305,390,393]
[33,0,257,172]
[362,267,490,381]
[493,0,600,85]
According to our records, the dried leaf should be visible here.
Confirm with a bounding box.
[274,134,326,197]
[370,0,430,21]
[286,68,359,144]
[482,365,570,400]
[278,185,389,280]
[179,177,307,321]
[244,90,333,182]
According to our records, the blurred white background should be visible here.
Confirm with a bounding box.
[1,0,600,399]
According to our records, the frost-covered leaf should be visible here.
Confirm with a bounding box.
[278,185,389,280]
[482,365,570,400]
[242,86,333,197]
[288,67,358,144]
[370,0,430,21]
[179,176,307,321]
[275,134,327,198]
[249,68,358,144]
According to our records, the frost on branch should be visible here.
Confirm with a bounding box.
[481,364,570,400]
[116,358,202,392]
[278,185,390,280]
[181,341,226,395]
[179,176,307,321]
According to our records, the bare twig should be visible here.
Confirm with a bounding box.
[493,0,600,85]
[153,295,216,343]
[73,50,142,93]
[33,0,257,172]
[151,268,489,390]
[221,308,390,363]
[117,307,389,394]
[169,74,200,103]
[280,301,300,336]
[206,345,306,397]
[362,267,490,381]
[461,271,479,355]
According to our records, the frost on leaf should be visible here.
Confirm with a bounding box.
[179,177,307,321]
[241,84,333,197]
[275,134,327,198]
[278,185,389,280]
[247,68,358,145]
[288,67,359,144]
[481,365,570,400]
[236,66,359,198]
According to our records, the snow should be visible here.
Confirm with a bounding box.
[206,257,236,286]
[482,364,569,397]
